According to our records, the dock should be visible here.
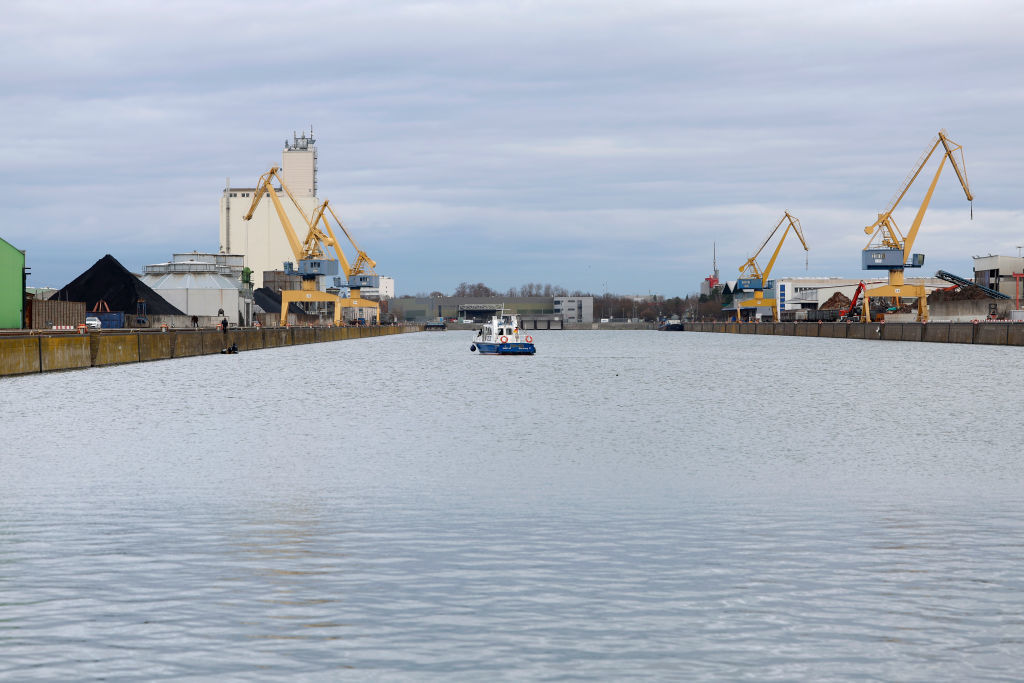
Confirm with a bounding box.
[673,321,1024,346]
[0,324,422,377]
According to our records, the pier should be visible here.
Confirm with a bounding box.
[0,324,421,377]
[676,321,1024,345]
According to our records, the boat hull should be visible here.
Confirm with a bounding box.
[474,342,536,355]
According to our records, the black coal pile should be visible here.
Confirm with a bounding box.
[253,287,307,316]
[50,254,184,315]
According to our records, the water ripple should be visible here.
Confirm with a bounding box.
[2,332,1024,679]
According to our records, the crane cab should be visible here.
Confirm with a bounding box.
[349,274,380,289]
[862,249,924,270]
[736,277,766,291]
[283,259,340,277]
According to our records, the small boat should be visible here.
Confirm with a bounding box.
[658,315,684,331]
[470,309,536,355]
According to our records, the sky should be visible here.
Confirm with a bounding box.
[4,0,1024,297]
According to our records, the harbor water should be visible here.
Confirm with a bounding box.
[2,331,1023,679]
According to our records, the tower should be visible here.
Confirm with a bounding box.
[219,130,320,290]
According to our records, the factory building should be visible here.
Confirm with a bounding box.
[388,296,591,324]
[973,254,1024,298]
[727,276,951,321]
[0,236,25,329]
[365,276,395,300]
[775,276,949,312]
[141,252,253,326]
[219,131,320,290]
[553,296,594,323]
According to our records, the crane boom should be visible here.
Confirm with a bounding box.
[242,166,350,326]
[309,200,380,324]
[309,201,352,275]
[323,203,377,274]
[738,211,808,286]
[863,130,972,260]
[736,211,808,322]
[860,129,973,323]
[242,167,305,261]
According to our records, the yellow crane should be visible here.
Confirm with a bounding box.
[242,166,345,326]
[736,211,808,321]
[308,200,380,324]
[861,130,973,322]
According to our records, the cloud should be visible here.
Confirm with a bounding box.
[2,0,1022,294]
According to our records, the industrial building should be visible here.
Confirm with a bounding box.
[973,254,1024,299]
[726,276,951,321]
[220,131,321,290]
[553,296,594,323]
[389,295,594,325]
[361,276,394,300]
[0,236,25,329]
[775,277,949,312]
[141,252,253,325]
[219,130,394,316]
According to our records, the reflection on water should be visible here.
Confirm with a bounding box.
[2,332,1023,679]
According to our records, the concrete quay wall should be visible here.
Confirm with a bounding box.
[0,325,422,377]
[678,321,1024,347]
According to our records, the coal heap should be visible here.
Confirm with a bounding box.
[50,254,184,315]
[253,287,307,315]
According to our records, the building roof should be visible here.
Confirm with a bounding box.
[141,272,241,291]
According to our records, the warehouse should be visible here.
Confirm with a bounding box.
[0,236,25,329]
[141,252,253,326]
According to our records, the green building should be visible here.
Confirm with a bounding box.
[0,237,25,329]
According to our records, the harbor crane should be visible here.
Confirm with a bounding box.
[242,166,345,327]
[736,211,808,321]
[861,130,973,322]
[308,200,380,323]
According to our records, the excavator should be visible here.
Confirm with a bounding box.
[861,130,973,322]
[838,281,866,322]
[736,211,808,321]
[242,167,345,326]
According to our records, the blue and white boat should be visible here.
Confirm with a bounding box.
[470,309,536,355]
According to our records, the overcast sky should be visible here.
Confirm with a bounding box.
[4,0,1023,296]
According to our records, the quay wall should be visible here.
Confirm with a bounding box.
[1,337,42,375]
[40,336,91,372]
[92,334,140,367]
[677,321,1024,347]
[0,325,423,378]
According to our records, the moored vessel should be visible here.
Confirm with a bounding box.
[470,309,536,355]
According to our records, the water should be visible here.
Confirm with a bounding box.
[2,331,1024,680]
